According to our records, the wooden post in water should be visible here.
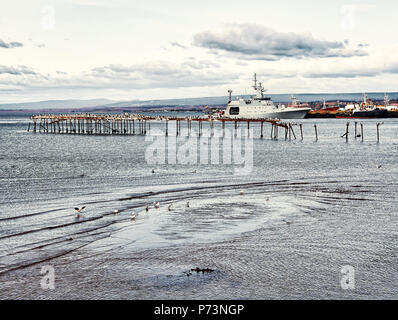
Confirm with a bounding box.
[361,123,364,142]
[354,121,358,138]
[299,123,303,140]
[260,121,263,139]
[198,120,201,137]
[376,122,383,143]
[290,123,296,140]
[314,124,318,142]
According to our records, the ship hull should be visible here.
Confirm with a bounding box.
[223,108,310,120]
[352,109,390,118]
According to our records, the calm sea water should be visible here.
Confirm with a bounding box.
[0,114,397,299]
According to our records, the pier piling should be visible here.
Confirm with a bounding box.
[376,122,383,143]
[361,123,364,142]
[354,121,358,138]
[299,124,303,140]
[314,124,318,142]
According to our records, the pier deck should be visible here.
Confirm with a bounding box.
[28,114,296,140]
[27,113,386,142]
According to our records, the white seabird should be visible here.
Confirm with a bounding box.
[74,206,85,219]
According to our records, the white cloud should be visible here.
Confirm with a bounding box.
[0,39,23,48]
[194,23,368,60]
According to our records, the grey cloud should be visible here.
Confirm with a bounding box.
[90,60,222,80]
[385,63,398,74]
[90,62,184,79]
[0,65,37,75]
[304,71,378,78]
[170,41,187,49]
[303,63,398,79]
[182,59,220,70]
[0,39,23,48]
[193,24,368,60]
[0,61,240,93]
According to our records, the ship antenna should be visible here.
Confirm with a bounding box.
[258,82,264,98]
[228,89,232,103]
[253,73,257,90]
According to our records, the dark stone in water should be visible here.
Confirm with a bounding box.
[190,267,214,273]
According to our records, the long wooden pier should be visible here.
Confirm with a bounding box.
[28,113,302,140]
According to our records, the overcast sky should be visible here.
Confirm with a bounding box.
[1,0,397,103]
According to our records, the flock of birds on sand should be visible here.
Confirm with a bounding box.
[73,189,295,226]
[74,200,191,221]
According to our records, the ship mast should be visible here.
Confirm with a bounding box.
[253,73,257,90]
[384,93,389,106]
[252,73,265,99]
[362,92,367,105]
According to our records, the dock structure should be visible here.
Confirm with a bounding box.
[28,113,299,140]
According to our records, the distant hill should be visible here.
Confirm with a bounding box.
[1,92,397,112]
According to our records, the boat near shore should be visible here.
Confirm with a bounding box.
[306,93,398,118]
[222,74,310,119]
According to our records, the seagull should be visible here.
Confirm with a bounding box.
[266,198,270,203]
[151,169,155,174]
[114,210,119,215]
[186,201,190,208]
[74,206,86,213]
[130,211,136,220]
[377,164,382,169]
[168,202,173,211]
[145,204,149,212]
[74,206,85,218]
[240,190,244,195]
[154,202,160,209]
